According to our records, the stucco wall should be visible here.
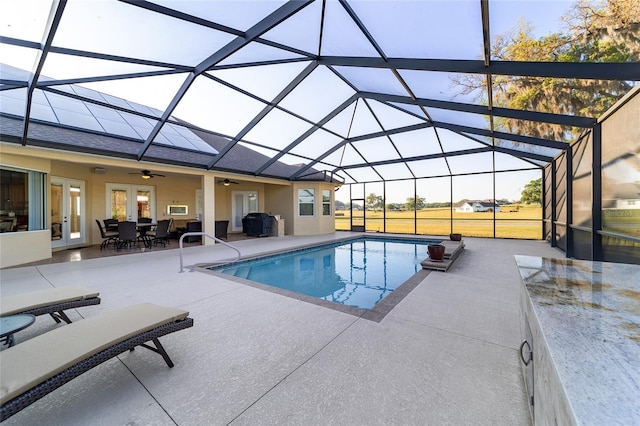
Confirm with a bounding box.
[265,184,293,235]
[1,143,337,267]
[49,161,202,246]
[292,182,335,236]
[214,181,266,224]
[1,150,53,266]
[1,150,50,173]
[0,144,206,267]
[214,183,233,222]
[0,230,51,269]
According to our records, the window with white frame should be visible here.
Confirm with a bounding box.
[322,189,331,215]
[298,189,314,216]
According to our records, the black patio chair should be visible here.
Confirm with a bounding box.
[184,221,202,243]
[215,220,229,240]
[116,221,139,250]
[167,218,174,240]
[96,219,118,250]
[147,219,171,248]
[103,218,118,232]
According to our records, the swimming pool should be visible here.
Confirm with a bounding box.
[210,237,441,310]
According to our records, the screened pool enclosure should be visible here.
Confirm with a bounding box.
[1,0,639,263]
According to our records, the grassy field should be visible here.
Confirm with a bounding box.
[602,209,640,237]
[335,205,543,239]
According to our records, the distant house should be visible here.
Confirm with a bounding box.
[604,182,640,210]
[613,199,640,209]
[473,201,501,212]
[455,202,475,213]
[455,201,501,213]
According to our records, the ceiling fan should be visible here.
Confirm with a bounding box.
[218,178,239,186]
[129,169,165,179]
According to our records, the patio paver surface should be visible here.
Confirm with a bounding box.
[0,234,562,425]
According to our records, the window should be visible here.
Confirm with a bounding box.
[0,167,46,232]
[322,189,331,216]
[298,189,314,216]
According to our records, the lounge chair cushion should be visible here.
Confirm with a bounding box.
[0,303,189,405]
[0,286,100,316]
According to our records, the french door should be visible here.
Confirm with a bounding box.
[105,183,156,222]
[231,191,258,232]
[50,177,85,248]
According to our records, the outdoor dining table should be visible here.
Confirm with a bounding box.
[136,222,157,247]
[136,222,156,232]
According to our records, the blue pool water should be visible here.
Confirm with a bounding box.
[211,237,441,310]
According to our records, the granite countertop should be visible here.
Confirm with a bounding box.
[515,255,640,425]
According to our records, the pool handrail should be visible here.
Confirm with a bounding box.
[178,232,241,273]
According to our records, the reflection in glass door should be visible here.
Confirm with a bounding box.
[110,187,128,221]
[51,177,85,248]
[232,191,258,231]
[137,189,151,220]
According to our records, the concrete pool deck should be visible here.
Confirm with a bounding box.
[0,233,563,425]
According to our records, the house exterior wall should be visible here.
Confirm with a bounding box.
[1,143,336,267]
[265,184,293,235]
[472,203,501,212]
[455,203,474,212]
[214,183,233,222]
[0,149,52,267]
[456,202,501,213]
[50,160,202,245]
[0,229,51,269]
[613,199,640,209]
[0,144,205,267]
[291,182,335,236]
[214,181,267,235]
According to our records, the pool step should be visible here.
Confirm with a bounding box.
[420,240,465,272]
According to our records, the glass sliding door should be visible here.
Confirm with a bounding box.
[232,191,258,232]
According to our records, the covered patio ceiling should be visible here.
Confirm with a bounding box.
[1,0,638,184]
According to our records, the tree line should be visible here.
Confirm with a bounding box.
[336,178,542,210]
[451,0,639,141]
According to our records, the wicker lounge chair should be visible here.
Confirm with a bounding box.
[0,286,101,324]
[0,303,194,421]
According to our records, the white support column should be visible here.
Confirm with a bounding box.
[202,174,216,246]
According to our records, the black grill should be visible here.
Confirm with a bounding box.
[242,213,272,237]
